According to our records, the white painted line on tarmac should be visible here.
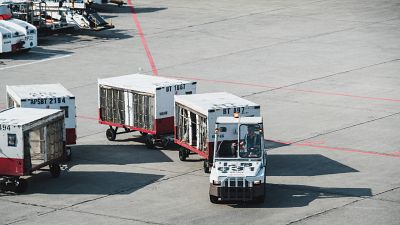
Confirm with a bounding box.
[0,54,72,71]
[30,51,60,55]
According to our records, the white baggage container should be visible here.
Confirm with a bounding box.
[98,74,196,148]
[6,83,76,147]
[174,92,260,171]
[0,108,66,193]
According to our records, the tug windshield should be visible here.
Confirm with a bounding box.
[215,123,263,159]
[239,124,262,158]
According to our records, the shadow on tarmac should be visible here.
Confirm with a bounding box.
[233,184,372,208]
[0,47,72,61]
[1,171,164,195]
[267,154,358,176]
[93,4,167,14]
[69,144,174,166]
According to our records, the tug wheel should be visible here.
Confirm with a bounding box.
[209,195,218,204]
[50,165,61,178]
[106,128,117,141]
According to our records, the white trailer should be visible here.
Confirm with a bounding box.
[0,4,37,53]
[0,108,66,193]
[98,74,197,148]
[209,116,266,203]
[174,92,261,172]
[6,84,76,160]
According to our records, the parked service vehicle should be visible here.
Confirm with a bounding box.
[98,74,196,148]
[209,116,266,203]
[0,4,37,53]
[0,108,66,193]
[174,92,261,173]
[6,84,76,161]
[7,0,114,31]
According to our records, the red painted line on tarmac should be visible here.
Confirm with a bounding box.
[272,139,400,159]
[168,75,400,103]
[127,0,158,75]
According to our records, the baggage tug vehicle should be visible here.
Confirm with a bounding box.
[209,116,266,203]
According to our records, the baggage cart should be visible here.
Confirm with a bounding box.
[0,108,66,193]
[98,74,196,148]
[6,84,76,160]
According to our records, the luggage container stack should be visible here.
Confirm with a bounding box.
[6,84,76,160]
[174,92,261,172]
[98,74,196,148]
[0,108,66,193]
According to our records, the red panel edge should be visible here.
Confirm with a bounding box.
[0,157,24,176]
[174,139,209,159]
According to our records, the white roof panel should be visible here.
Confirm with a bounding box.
[7,83,74,100]
[0,108,62,126]
[175,92,259,115]
[98,74,194,94]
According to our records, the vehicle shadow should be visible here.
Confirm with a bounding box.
[93,4,167,14]
[69,143,174,166]
[38,28,132,46]
[267,154,358,176]
[1,171,164,195]
[0,47,72,61]
[232,183,372,208]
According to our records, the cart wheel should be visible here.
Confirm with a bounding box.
[209,195,219,204]
[65,147,72,162]
[179,147,187,161]
[145,135,156,149]
[15,178,28,193]
[161,137,170,148]
[124,127,130,132]
[50,165,61,178]
[203,160,210,173]
[106,128,116,141]
[140,132,147,137]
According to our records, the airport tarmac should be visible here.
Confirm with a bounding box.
[1,0,400,224]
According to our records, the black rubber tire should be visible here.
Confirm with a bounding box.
[145,135,156,149]
[161,138,170,148]
[15,178,28,193]
[140,132,147,137]
[50,165,61,178]
[203,160,210,173]
[179,148,187,161]
[106,128,116,141]
[209,195,219,204]
[65,147,72,162]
